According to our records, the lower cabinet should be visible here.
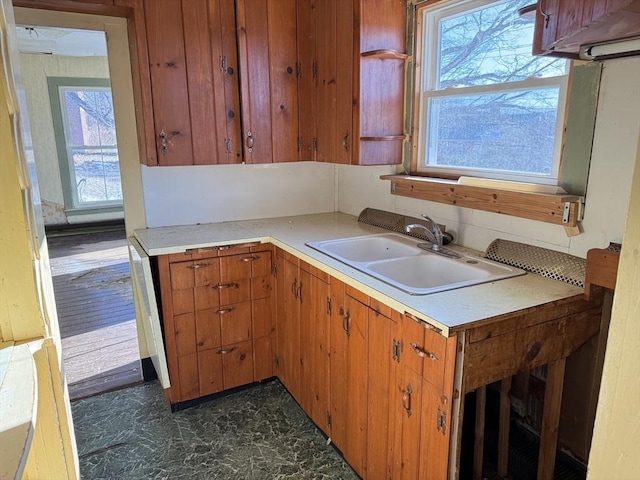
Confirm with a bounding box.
[159,244,456,478]
[158,244,274,403]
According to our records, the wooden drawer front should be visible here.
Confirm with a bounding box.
[252,275,274,299]
[250,250,272,277]
[197,349,224,397]
[170,259,219,289]
[422,327,447,389]
[221,340,254,389]
[401,314,425,376]
[195,308,222,351]
[252,296,274,339]
[220,254,254,281]
[174,312,197,357]
[217,277,251,305]
[219,301,252,345]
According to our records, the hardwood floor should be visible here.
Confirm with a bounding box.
[48,228,142,400]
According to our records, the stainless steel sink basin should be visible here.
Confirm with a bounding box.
[307,233,525,295]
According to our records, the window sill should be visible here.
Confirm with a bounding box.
[380,175,583,233]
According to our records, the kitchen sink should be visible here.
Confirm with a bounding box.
[307,232,423,263]
[307,233,525,295]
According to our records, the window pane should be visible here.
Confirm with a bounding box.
[72,148,122,204]
[437,0,566,89]
[63,89,117,146]
[426,87,561,175]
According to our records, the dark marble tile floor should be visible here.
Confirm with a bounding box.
[71,379,358,480]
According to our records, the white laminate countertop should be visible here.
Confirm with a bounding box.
[134,212,583,336]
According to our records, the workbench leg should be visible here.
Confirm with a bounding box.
[474,385,486,480]
[537,358,566,480]
[498,377,512,478]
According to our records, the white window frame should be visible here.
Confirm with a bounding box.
[415,0,569,185]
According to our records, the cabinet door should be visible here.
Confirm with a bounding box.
[276,253,301,400]
[300,271,331,433]
[418,380,451,480]
[144,0,193,165]
[315,0,353,164]
[144,0,236,166]
[236,0,299,163]
[366,308,395,479]
[329,278,348,450]
[391,366,424,480]
[344,294,368,477]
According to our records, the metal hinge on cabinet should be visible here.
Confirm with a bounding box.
[327,412,332,428]
[219,55,227,72]
[437,408,447,435]
[313,137,318,152]
[296,62,301,78]
[272,263,277,277]
[297,137,303,152]
[224,138,232,154]
[392,338,402,362]
[327,297,332,315]
[312,62,318,78]
[275,356,280,369]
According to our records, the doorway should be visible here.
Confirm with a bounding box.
[13,7,148,399]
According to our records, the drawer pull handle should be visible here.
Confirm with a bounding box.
[216,346,237,355]
[297,282,303,304]
[187,262,212,270]
[212,282,238,290]
[216,307,235,315]
[410,342,438,361]
[402,384,413,417]
[240,255,260,262]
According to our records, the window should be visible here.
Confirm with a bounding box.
[415,0,569,185]
[48,78,123,212]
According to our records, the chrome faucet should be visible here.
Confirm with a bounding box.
[405,214,444,252]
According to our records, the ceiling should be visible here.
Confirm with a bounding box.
[16,25,107,57]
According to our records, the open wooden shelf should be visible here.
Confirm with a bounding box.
[380,174,583,228]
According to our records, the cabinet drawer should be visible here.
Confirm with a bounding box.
[195,308,222,351]
[219,301,252,345]
[220,340,254,389]
[221,251,272,281]
[198,349,224,397]
[217,277,251,305]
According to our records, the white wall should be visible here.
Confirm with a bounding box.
[142,161,336,227]
[338,58,640,259]
[19,54,123,225]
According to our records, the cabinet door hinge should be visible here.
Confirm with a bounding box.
[275,356,280,369]
[297,137,303,152]
[224,138,232,154]
[313,137,318,152]
[327,297,332,315]
[327,412,332,428]
[296,62,301,78]
[312,62,318,78]
[272,263,277,277]
[392,338,402,363]
[437,408,447,435]
[219,55,227,72]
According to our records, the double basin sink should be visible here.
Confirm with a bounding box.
[307,233,525,295]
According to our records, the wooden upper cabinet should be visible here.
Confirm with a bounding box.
[315,0,407,166]
[236,0,300,163]
[139,0,241,165]
[533,0,640,57]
